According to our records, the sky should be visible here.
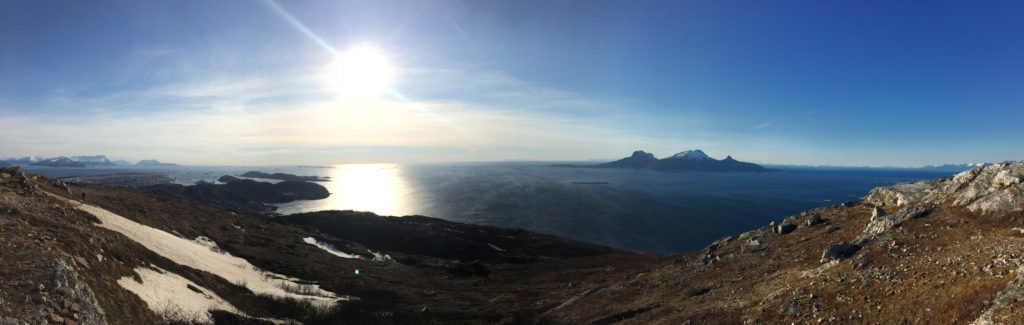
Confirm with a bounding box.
[1,0,1022,166]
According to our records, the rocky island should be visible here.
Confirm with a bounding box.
[565,149,771,172]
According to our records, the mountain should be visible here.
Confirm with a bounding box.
[111,159,133,166]
[593,149,770,172]
[594,150,659,169]
[30,157,87,167]
[919,163,985,172]
[667,149,712,160]
[3,156,45,164]
[69,155,114,166]
[136,159,176,166]
[3,155,121,167]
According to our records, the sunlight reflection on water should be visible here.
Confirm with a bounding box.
[274,164,412,216]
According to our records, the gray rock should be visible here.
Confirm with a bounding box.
[863,162,1024,215]
[821,242,861,262]
[851,257,871,269]
[871,207,885,220]
[773,223,796,235]
[859,205,931,240]
[805,215,824,227]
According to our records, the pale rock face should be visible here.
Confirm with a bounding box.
[859,205,931,240]
[863,162,1024,215]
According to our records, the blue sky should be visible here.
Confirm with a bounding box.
[1,0,1022,166]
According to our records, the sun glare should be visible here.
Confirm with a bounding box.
[323,44,397,98]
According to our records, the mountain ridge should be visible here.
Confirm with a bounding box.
[589,149,770,172]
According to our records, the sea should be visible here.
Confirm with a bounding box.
[20,163,957,253]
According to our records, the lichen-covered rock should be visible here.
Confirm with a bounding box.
[860,205,931,240]
[871,207,886,220]
[863,162,1024,215]
[864,179,942,207]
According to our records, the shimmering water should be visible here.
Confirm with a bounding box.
[22,163,955,253]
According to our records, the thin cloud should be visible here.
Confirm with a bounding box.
[754,118,785,129]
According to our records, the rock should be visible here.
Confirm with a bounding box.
[704,236,735,251]
[47,313,63,324]
[860,205,931,240]
[851,257,871,269]
[871,207,885,220]
[773,223,796,235]
[825,225,839,233]
[842,201,857,207]
[806,215,824,227]
[863,162,1024,215]
[821,242,861,262]
[73,256,89,269]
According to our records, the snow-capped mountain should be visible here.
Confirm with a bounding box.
[69,155,114,165]
[667,150,712,160]
[3,154,123,167]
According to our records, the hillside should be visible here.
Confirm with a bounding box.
[0,166,655,324]
[1,162,1022,324]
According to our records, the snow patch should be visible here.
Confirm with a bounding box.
[369,250,393,262]
[303,237,362,259]
[669,149,712,160]
[62,197,343,306]
[487,243,506,252]
[117,266,238,324]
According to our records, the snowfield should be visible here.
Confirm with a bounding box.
[303,236,362,259]
[49,194,347,319]
[117,266,238,324]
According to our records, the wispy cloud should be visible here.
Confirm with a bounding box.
[754,118,784,129]
[2,63,692,164]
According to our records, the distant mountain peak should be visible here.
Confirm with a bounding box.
[630,150,656,159]
[669,149,712,160]
[589,150,770,173]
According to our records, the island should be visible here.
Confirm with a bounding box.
[136,159,177,166]
[239,171,330,182]
[563,149,771,173]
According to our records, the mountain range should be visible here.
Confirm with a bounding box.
[1,155,172,167]
[591,149,770,172]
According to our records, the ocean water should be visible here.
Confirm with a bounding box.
[21,163,955,253]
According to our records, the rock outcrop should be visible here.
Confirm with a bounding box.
[865,162,1024,214]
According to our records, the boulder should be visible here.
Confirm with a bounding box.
[805,215,824,227]
[773,223,796,235]
[821,242,861,262]
[860,205,932,240]
[871,207,885,220]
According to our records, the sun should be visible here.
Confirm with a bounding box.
[323,44,397,98]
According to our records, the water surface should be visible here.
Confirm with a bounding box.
[22,163,954,253]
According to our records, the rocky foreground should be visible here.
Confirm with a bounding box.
[0,162,1022,324]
